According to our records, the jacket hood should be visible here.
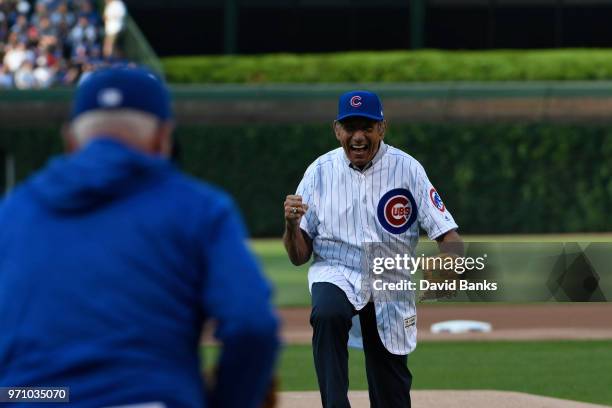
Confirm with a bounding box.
[29,138,172,212]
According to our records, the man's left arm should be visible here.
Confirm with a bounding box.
[414,163,463,299]
[414,163,459,243]
[435,229,464,258]
[417,230,464,301]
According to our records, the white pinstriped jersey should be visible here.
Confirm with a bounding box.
[296,141,458,355]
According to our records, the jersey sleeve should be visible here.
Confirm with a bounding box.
[295,163,319,239]
[415,163,459,240]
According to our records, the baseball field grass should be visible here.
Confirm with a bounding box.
[251,239,310,307]
[202,340,612,406]
[252,235,612,307]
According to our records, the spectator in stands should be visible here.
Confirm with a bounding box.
[14,58,35,88]
[31,2,48,27]
[1,1,29,27]
[36,0,60,11]
[0,10,7,42]
[3,41,31,72]
[71,41,88,64]
[15,1,30,17]
[61,60,81,85]
[37,42,59,67]
[50,1,75,37]
[69,14,97,48]
[10,13,27,39]
[0,64,12,88]
[77,0,99,25]
[36,15,58,45]
[3,31,19,50]
[33,47,56,87]
[103,0,125,58]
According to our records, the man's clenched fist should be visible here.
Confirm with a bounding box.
[284,195,309,227]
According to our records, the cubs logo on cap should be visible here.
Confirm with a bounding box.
[337,90,384,122]
[429,188,445,212]
[350,95,362,107]
[377,188,418,234]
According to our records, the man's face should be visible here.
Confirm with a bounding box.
[334,116,386,169]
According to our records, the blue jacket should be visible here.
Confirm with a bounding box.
[0,139,279,407]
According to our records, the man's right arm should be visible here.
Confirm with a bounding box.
[200,196,279,408]
[283,194,313,266]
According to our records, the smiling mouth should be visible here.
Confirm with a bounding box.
[350,143,369,153]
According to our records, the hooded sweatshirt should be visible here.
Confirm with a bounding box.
[0,138,279,408]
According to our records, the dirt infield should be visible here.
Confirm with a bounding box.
[278,303,612,343]
[278,391,610,408]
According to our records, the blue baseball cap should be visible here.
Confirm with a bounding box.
[336,90,384,122]
[71,66,172,121]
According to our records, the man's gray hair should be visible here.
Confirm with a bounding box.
[70,109,160,146]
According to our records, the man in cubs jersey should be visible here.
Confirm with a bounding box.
[283,90,463,408]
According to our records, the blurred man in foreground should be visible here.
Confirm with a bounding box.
[0,67,279,408]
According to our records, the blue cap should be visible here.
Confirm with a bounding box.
[337,90,384,122]
[71,66,172,121]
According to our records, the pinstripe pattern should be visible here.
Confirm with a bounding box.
[296,142,458,355]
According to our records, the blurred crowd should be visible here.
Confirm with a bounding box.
[0,0,126,89]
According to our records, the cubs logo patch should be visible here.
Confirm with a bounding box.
[429,188,445,212]
[377,188,417,234]
[350,95,362,107]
